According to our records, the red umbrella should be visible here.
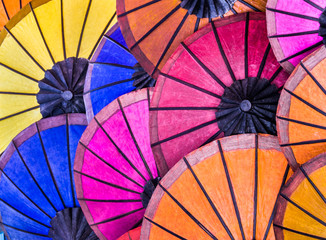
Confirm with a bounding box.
[150,12,289,175]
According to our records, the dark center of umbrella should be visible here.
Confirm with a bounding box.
[132,63,156,90]
[180,0,236,19]
[216,77,280,136]
[48,207,99,240]
[318,8,326,46]
[37,57,88,118]
[141,177,161,208]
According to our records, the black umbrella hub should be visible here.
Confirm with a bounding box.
[132,63,156,90]
[37,57,89,118]
[180,0,236,19]
[216,77,280,136]
[141,177,161,209]
[319,8,326,46]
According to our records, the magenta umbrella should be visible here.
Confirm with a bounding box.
[74,88,159,240]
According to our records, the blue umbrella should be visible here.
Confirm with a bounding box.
[84,24,155,122]
[0,114,97,240]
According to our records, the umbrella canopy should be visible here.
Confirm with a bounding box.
[0,0,31,30]
[266,0,326,73]
[117,227,141,240]
[274,153,326,239]
[84,23,155,122]
[74,88,159,240]
[150,12,289,175]
[142,134,290,240]
[0,0,116,153]
[0,114,98,239]
[117,0,267,78]
[277,45,326,170]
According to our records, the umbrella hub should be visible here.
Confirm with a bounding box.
[216,77,280,136]
[48,207,98,240]
[319,8,326,46]
[180,0,236,19]
[132,63,156,90]
[141,177,161,208]
[37,57,88,118]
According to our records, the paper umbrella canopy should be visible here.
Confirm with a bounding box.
[274,153,326,239]
[142,134,290,239]
[0,114,100,239]
[74,88,159,240]
[0,0,116,153]
[117,0,267,77]
[267,0,326,73]
[150,12,289,175]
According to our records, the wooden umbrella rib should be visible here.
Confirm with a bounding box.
[274,224,326,239]
[252,135,258,239]
[230,8,237,14]
[194,18,200,32]
[20,0,22,9]
[0,222,49,238]
[183,157,235,240]
[280,41,323,63]
[201,129,223,147]
[257,44,271,80]
[277,116,326,130]
[91,62,134,69]
[266,8,319,21]
[244,13,249,79]
[149,107,218,111]
[104,35,131,53]
[269,30,319,38]
[281,138,326,147]
[83,78,134,94]
[158,183,218,240]
[238,0,260,11]
[300,62,326,96]
[144,217,187,240]
[0,105,40,122]
[77,198,141,203]
[118,0,162,17]
[268,66,282,84]
[0,62,39,83]
[60,0,66,59]
[93,117,148,182]
[0,0,9,21]
[0,92,36,96]
[217,140,246,240]
[304,0,324,11]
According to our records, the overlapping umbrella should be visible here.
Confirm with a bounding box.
[150,12,289,175]
[117,0,267,77]
[0,0,31,30]
[0,0,116,153]
[142,134,290,239]
[0,114,98,239]
[117,227,141,240]
[266,0,326,72]
[74,88,159,240]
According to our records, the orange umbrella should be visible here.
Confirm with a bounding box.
[118,227,141,240]
[117,0,267,77]
[0,0,31,30]
[142,134,290,239]
[274,153,326,239]
[277,45,326,170]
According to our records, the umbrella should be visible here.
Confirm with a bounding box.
[150,12,289,175]
[84,23,155,122]
[117,0,267,78]
[74,88,159,240]
[0,0,116,153]
[277,45,326,170]
[0,114,98,239]
[0,0,31,30]
[117,227,141,240]
[266,0,326,73]
[274,152,326,239]
[142,134,290,239]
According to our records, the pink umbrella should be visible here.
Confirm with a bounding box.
[266,0,326,72]
[74,88,159,240]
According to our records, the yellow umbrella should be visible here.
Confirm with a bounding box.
[0,0,116,152]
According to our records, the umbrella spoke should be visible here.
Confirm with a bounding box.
[244,13,249,78]
[269,30,319,38]
[268,66,282,84]
[238,0,260,11]
[118,0,162,17]
[253,135,258,239]
[279,41,323,63]
[201,129,223,147]
[257,44,271,80]
[0,62,39,83]
[277,116,326,130]
[1,0,9,20]
[77,198,141,203]
[274,224,326,239]
[266,8,319,21]
[281,138,326,147]
[104,35,131,54]
[60,0,66,59]
[194,17,200,32]
[304,0,324,11]
[300,62,326,96]
[0,222,49,238]
[0,92,36,96]
[91,62,134,69]
[150,106,218,111]
[84,78,134,94]
[0,105,40,122]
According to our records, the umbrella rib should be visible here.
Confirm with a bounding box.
[181,42,226,88]
[83,78,134,94]
[12,141,58,212]
[20,0,22,9]
[281,138,326,147]
[150,107,218,111]
[201,129,223,147]
[244,13,249,78]
[151,118,219,147]
[211,22,236,82]
[161,73,222,99]
[118,98,154,180]
[304,0,324,11]
[269,30,319,38]
[79,141,144,188]
[280,193,326,226]
[277,116,326,130]
[130,5,181,50]
[0,222,49,238]
[0,198,51,228]
[104,35,131,54]
[194,18,200,32]
[0,0,9,21]
[91,62,134,69]
[268,66,282,84]
[266,8,319,21]
[230,7,237,14]
[274,224,326,240]
[158,183,218,240]
[0,105,40,122]
[36,122,67,209]
[144,217,187,240]
[300,62,326,95]
[74,170,142,194]
[253,135,258,239]
[93,117,148,182]
[118,0,162,17]
[77,198,141,203]
[88,12,117,59]
[257,44,271,80]
[151,12,189,76]
[76,0,93,58]
[263,164,290,240]
[147,88,151,109]
[29,3,55,65]
[217,140,246,240]
[0,91,36,96]
[0,62,39,83]
[3,26,45,72]
[183,157,235,240]
[238,0,260,11]
[60,0,66,59]
[90,207,144,226]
